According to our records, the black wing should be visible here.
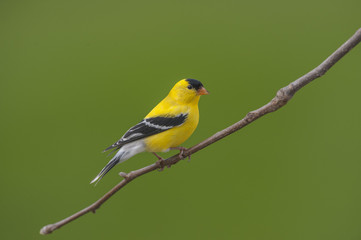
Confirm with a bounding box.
[104,113,188,152]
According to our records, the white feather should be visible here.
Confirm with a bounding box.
[114,139,147,163]
[144,119,173,130]
[90,140,146,184]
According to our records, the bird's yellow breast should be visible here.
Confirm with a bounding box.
[144,96,200,152]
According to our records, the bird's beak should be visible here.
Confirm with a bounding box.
[197,87,209,95]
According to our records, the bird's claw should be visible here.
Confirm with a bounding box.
[180,149,191,162]
[172,147,191,161]
[153,152,167,171]
[156,159,166,171]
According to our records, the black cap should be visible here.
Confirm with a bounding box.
[186,79,204,91]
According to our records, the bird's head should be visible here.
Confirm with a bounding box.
[168,79,209,104]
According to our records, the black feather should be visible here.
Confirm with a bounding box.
[186,79,203,91]
[104,113,188,152]
[91,157,120,184]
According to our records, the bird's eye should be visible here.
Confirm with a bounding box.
[187,85,193,90]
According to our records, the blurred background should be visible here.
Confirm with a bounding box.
[1,0,361,239]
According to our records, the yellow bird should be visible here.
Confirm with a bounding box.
[91,79,209,184]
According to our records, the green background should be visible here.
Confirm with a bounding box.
[1,0,361,239]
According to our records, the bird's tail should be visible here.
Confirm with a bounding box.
[90,151,125,185]
[90,140,146,185]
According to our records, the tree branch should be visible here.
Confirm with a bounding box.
[40,28,361,235]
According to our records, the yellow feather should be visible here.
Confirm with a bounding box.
[144,79,201,152]
[91,79,207,184]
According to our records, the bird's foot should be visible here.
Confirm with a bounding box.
[170,147,191,162]
[153,152,167,171]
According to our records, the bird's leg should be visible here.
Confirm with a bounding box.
[170,147,191,161]
[153,152,166,171]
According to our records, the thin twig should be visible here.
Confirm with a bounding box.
[40,28,361,235]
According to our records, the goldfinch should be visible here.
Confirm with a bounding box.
[90,79,209,184]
